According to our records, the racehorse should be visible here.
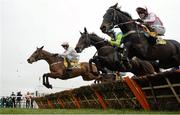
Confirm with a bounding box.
[100,3,180,69]
[75,27,156,76]
[27,46,106,89]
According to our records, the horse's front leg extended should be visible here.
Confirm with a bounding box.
[89,57,99,75]
[43,73,52,89]
[42,74,47,87]
[89,58,94,72]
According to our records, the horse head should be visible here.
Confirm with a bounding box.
[27,46,64,64]
[75,27,109,53]
[100,3,134,34]
[75,27,91,53]
[27,46,45,64]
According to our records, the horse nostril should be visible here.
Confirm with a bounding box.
[27,59,30,62]
[75,47,79,52]
[75,47,78,51]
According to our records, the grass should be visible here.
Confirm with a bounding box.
[0,108,180,114]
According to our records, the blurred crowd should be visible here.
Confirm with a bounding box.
[0,91,35,108]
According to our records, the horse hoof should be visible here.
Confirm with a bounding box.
[49,85,52,89]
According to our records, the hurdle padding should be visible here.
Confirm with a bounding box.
[34,70,180,110]
[132,69,180,110]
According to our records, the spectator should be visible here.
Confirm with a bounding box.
[25,92,31,108]
[10,92,16,108]
[16,91,22,108]
[2,96,6,108]
[31,95,34,108]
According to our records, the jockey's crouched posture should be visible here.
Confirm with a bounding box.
[61,42,80,70]
[136,6,166,44]
[104,29,132,70]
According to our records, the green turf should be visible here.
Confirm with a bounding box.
[0,108,180,114]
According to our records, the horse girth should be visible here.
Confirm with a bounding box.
[50,61,62,67]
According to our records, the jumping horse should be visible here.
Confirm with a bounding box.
[27,46,106,89]
[100,3,180,69]
[75,27,156,76]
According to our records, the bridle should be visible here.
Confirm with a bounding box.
[105,8,141,38]
[108,8,135,27]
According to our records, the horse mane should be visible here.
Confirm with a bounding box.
[109,4,132,19]
[119,10,132,19]
[91,32,103,39]
[42,49,64,61]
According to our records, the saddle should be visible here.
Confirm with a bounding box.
[141,25,166,45]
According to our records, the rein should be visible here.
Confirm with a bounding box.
[114,20,135,27]
[95,39,106,45]
[108,8,139,38]
[123,30,136,38]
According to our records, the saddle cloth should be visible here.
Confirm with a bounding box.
[64,58,80,68]
[141,25,166,45]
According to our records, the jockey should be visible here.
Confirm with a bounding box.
[61,42,79,69]
[107,29,123,48]
[136,6,165,36]
[106,29,132,70]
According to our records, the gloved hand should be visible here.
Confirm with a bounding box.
[136,18,144,23]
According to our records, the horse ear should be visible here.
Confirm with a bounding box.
[113,3,118,8]
[84,27,87,33]
[40,46,44,50]
[80,31,83,35]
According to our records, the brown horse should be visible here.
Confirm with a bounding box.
[27,46,104,89]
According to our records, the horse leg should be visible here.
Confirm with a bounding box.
[45,73,52,89]
[89,57,99,75]
[121,48,132,70]
[43,73,52,89]
[89,58,94,72]
[42,74,49,88]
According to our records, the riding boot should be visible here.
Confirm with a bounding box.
[122,49,132,70]
[66,58,72,71]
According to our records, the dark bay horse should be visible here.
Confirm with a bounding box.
[27,46,104,89]
[75,28,156,76]
[100,3,180,69]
